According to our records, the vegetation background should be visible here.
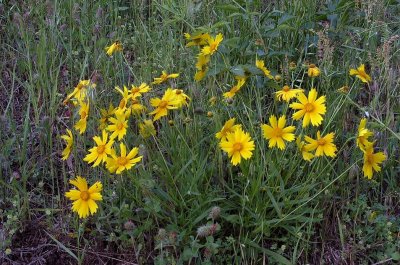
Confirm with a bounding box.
[0,0,399,264]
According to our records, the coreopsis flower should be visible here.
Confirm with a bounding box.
[184,32,211,47]
[115,86,131,115]
[296,136,314,161]
[307,64,320,77]
[61,129,73,160]
[274,75,282,82]
[65,176,102,218]
[255,59,273,79]
[149,88,180,121]
[130,99,146,114]
[275,85,304,102]
[74,100,89,134]
[105,41,122,56]
[290,88,326,127]
[173,89,190,107]
[219,128,255,166]
[106,143,143,174]
[356,118,373,151]
[107,112,128,140]
[130,83,150,99]
[350,64,371,83]
[83,130,114,167]
[362,143,386,179]
[223,77,246,99]
[139,119,156,138]
[261,115,296,150]
[63,80,96,105]
[201,33,223,56]
[304,131,337,157]
[194,68,208,82]
[152,71,179,85]
[99,104,116,130]
[196,54,210,70]
[215,118,242,140]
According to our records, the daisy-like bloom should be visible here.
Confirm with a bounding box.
[149,88,180,121]
[201,33,223,56]
[105,41,122,56]
[106,143,143,174]
[115,86,131,115]
[173,89,190,107]
[130,99,146,114]
[304,131,337,157]
[261,115,296,150]
[223,77,246,99]
[275,85,304,102]
[196,54,211,70]
[356,118,373,151]
[139,119,156,138]
[194,68,208,82]
[107,112,128,140]
[362,143,386,179]
[83,130,114,167]
[307,64,320,77]
[130,83,150,99]
[152,71,179,85]
[349,64,371,83]
[255,59,273,79]
[215,118,241,140]
[63,80,95,105]
[65,176,102,218]
[296,136,314,161]
[184,32,211,47]
[289,88,326,127]
[219,128,255,166]
[99,103,116,130]
[61,129,73,160]
[74,100,89,134]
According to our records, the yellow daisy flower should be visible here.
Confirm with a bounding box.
[307,64,320,77]
[194,68,208,82]
[350,64,371,83]
[356,118,373,151]
[290,88,326,127]
[83,130,114,167]
[131,99,146,114]
[261,115,296,150]
[149,88,180,121]
[74,100,89,134]
[255,59,273,79]
[201,33,223,56]
[61,129,73,160]
[184,32,211,47]
[304,131,337,157]
[99,103,116,130]
[196,54,211,70]
[152,71,179,85]
[65,176,102,218]
[107,112,128,140]
[215,118,242,140]
[275,85,304,102]
[130,83,150,99]
[115,86,131,115]
[105,41,122,56]
[63,80,95,105]
[173,89,190,107]
[223,77,246,99]
[296,136,314,161]
[139,119,156,138]
[219,128,255,166]
[106,143,143,174]
[362,143,386,179]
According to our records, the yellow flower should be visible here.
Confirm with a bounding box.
[356,118,373,151]
[362,143,386,179]
[107,112,128,140]
[194,68,208,82]
[184,32,211,47]
[83,130,114,167]
[196,54,211,70]
[74,100,89,134]
[65,176,102,218]
[63,80,95,105]
[105,41,122,56]
[223,77,246,99]
[304,131,337,157]
[61,129,73,160]
[338,86,350,94]
[350,64,371,83]
[139,119,156,138]
[131,99,146,114]
[219,128,255,166]
[255,59,273,79]
[173,89,190,107]
[130,83,151,99]
[275,85,304,102]
[296,136,314,161]
[290,88,326,127]
[307,64,320,77]
[261,115,295,150]
[215,118,242,140]
[106,143,143,174]
[149,88,180,121]
[201,33,223,56]
[152,71,179,84]
[115,86,131,115]
[99,103,116,130]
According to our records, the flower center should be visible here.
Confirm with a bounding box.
[366,153,374,164]
[159,100,168,108]
[317,138,326,146]
[119,99,126,109]
[131,88,140,94]
[80,191,90,201]
[117,122,124,130]
[175,90,182,95]
[97,145,105,154]
[273,127,283,137]
[282,86,290,92]
[80,111,87,119]
[304,103,314,112]
[132,99,139,104]
[233,142,243,152]
[309,64,316,68]
[117,156,128,166]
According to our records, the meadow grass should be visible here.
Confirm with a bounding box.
[0,0,399,264]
